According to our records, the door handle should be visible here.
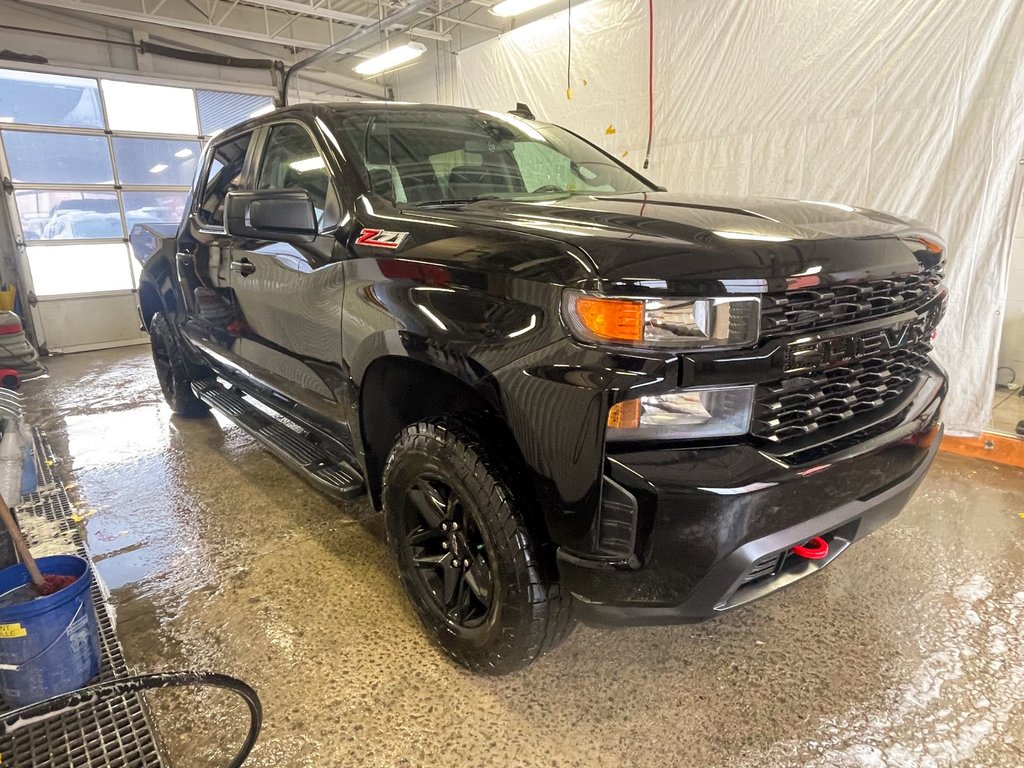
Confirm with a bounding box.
[230,259,255,277]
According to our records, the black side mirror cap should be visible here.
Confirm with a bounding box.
[225,189,317,244]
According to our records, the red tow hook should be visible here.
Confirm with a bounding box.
[792,536,829,560]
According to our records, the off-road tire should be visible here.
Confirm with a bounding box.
[383,416,574,674]
[149,312,211,418]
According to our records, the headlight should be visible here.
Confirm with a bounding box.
[607,386,755,440]
[562,290,760,350]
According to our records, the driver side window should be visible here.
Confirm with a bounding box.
[256,123,338,229]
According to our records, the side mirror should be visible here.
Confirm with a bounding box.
[224,189,317,243]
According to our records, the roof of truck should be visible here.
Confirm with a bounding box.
[213,101,531,141]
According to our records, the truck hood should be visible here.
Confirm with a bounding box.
[405,192,942,290]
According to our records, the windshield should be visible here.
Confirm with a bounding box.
[328,107,655,205]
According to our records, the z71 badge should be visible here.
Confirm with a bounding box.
[356,228,409,249]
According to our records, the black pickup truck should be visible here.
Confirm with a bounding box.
[139,102,947,673]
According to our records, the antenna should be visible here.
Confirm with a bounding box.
[509,102,535,120]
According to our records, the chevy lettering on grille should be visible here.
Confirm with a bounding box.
[784,311,936,373]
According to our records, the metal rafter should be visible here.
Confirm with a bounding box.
[16,0,454,50]
[231,0,453,40]
[6,0,389,97]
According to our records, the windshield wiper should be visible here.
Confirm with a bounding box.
[413,195,503,208]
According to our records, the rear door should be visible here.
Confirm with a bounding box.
[226,119,349,421]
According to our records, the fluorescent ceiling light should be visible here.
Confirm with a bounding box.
[354,42,427,76]
[149,163,168,174]
[249,103,275,118]
[290,156,325,172]
[490,0,557,16]
[174,148,193,158]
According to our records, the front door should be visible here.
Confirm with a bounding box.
[226,120,349,421]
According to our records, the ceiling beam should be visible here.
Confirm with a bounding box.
[2,0,388,98]
[233,0,452,41]
[18,0,341,49]
[16,0,447,51]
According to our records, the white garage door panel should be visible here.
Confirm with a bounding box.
[27,243,135,296]
[37,294,148,353]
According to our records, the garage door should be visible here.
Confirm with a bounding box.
[0,68,272,353]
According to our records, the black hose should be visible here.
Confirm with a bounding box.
[0,671,262,768]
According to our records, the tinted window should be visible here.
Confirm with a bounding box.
[256,123,330,212]
[257,123,336,226]
[197,133,252,227]
[329,108,653,205]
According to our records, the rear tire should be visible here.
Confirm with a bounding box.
[149,312,211,418]
[382,416,574,674]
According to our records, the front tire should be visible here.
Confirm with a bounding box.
[149,312,210,418]
[382,417,573,674]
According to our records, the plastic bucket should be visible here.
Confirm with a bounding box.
[0,555,101,706]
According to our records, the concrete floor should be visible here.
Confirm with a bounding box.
[991,386,1024,435]
[21,345,1024,768]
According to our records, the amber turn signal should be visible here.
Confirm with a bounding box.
[573,297,645,343]
[904,236,944,254]
[607,398,641,430]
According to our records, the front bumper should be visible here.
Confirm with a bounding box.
[557,364,946,626]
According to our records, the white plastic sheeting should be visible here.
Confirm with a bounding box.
[456,0,1024,435]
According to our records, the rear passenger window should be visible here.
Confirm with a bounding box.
[257,123,337,227]
[197,132,252,228]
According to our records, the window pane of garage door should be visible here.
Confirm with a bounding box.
[101,80,198,135]
[27,243,134,296]
[112,137,200,186]
[122,191,187,231]
[197,90,273,136]
[3,131,113,184]
[14,190,119,241]
[0,69,104,128]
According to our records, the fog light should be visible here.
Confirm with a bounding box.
[607,386,755,441]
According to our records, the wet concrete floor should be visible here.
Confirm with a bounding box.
[21,345,1024,767]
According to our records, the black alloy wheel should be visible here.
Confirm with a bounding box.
[382,417,574,674]
[402,475,494,628]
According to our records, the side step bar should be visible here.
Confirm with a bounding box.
[192,379,364,500]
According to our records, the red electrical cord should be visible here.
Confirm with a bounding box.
[643,0,654,169]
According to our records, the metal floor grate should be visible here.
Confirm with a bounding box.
[0,429,168,767]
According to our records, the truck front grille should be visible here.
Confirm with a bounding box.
[760,265,944,338]
[751,338,933,443]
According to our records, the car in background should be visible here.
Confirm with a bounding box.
[41,211,123,239]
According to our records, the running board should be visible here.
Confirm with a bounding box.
[192,379,364,500]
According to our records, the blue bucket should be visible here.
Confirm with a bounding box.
[0,555,101,706]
